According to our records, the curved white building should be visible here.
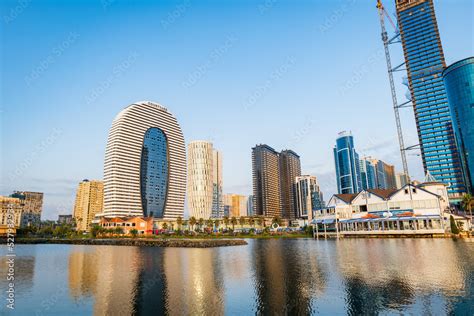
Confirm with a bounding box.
[187,141,215,219]
[103,101,186,219]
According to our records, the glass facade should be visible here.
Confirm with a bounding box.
[360,159,377,191]
[140,127,169,218]
[396,0,466,198]
[443,57,474,194]
[334,133,361,194]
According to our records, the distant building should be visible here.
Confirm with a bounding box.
[223,194,248,217]
[396,0,467,199]
[443,57,474,194]
[334,132,362,194]
[375,160,396,190]
[360,157,377,191]
[212,150,224,218]
[58,214,73,225]
[252,145,281,218]
[0,196,23,229]
[395,173,410,189]
[103,101,186,219]
[99,217,154,235]
[73,180,104,231]
[10,191,43,227]
[295,175,325,221]
[279,150,301,219]
[246,195,254,217]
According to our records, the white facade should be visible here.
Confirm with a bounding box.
[295,175,324,220]
[103,101,186,219]
[188,141,215,219]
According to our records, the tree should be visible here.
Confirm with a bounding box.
[248,216,255,228]
[176,216,183,230]
[223,216,229,228]
[114,227,124,235]
[450,215,460,234]
[462,194,473,217]
[189,217,197,231]
[198,218,204,230]
[206,218,214,229]
[214,219,220,229]
[162,222,168,231]
[130,229,138,238]
[256,216,263,227]
[272,216,282,227]
[230,217,237,231]
[239,216,246,228]
[90,225,102,238]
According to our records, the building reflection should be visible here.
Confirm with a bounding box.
[68,246,141,315]
[252,239,328,314]
[162,248,224,315]
[335,239,467,314]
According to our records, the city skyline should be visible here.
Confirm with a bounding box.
[2,0,472,219]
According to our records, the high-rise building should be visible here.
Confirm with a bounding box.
[0,196,23,228]
[247,195,254,217]
[212,150,224,218]
[395,172,410,189]
[73,180,104,231]
[223,194,248,217]
[252,145,281,217]
[103,101,186,219]
[188,141,214,219]
[376,160,397,190]
[395,0,466,199]
[279,150,301,219]
[295,175,324,220]
[443,57,474,194]
[10,191,43,227]
[360,157,377,191]
[334,132,361,194]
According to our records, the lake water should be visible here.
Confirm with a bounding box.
[1,239,473,315]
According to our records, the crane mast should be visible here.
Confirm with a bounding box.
[376,0,410,180]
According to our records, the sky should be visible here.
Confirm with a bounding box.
[1,0,473,220]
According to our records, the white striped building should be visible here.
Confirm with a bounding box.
[103,101,186,219]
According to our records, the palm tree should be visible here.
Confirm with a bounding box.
[256,216,263,227]
[176,216,183,230]
[162,222,168,231]
[462,194,473,218]
[198,218,204,230]
[214,219,220,230]
[206,218,214,229]
[230,217,237,231]
[223,216,229,229]
[189,217,197,231]
[272,216,282,227]
[248,216,255,228]
[239,216,246,228]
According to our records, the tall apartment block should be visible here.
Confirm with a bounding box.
[443,57,474,194]
[395,0,466,199]
[73,180,104,231]
[279,150,301,219]
[334,132,362,194]
[295,175,325,221]
[10,191,43,227]
[252,145,281,218]
[212,150,224,218]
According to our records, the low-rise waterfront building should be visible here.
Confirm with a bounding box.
[99,217,154,235]
[0,196,23,234]
[311,181,464,236]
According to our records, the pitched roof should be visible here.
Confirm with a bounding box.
[334,194,357,203]
[367,189,398,199]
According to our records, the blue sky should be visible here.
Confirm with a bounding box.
[1,0,473,219]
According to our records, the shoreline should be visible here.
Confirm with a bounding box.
[10,238,248,248]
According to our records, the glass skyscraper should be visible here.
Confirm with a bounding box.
[334,132,361,194]
[443,57,474,194]
[396,0,466,199]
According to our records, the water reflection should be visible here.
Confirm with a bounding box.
[2,239,472,315]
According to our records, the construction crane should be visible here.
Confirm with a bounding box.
[376,0,410,181]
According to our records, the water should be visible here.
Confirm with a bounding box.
[1,239,473,315]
